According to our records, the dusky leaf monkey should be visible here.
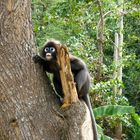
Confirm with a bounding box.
[33,39,98,140]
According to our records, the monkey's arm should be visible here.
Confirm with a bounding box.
[33,54,50,72]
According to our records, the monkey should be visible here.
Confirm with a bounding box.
[33,39,98,140]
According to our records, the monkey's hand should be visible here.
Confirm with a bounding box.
[33,55,45,64]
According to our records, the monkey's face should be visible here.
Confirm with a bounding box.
[43,46,56,61]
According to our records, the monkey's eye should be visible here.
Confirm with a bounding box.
[44,47,49,52]
[50,47,55,52]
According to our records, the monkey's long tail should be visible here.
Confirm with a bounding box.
[82,94,98,140]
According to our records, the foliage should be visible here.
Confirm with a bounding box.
[123,11,140,113]
[94,105,135,118]
[97,124,113,140]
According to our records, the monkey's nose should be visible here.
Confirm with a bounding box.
[46,53,52,60]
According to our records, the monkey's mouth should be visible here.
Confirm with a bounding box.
[46,53,52,60]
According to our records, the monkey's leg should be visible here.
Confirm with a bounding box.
[74,69,88,93]
[53,76,64,98]
[53,77,71,108]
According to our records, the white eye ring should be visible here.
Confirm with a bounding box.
[50,47,55,52]
[44,47,49,52]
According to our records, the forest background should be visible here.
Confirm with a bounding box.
[32,0,140,139]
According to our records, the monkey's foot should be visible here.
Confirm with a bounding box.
[61,103,71,109]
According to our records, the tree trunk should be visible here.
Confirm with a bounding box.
[0,0,93,140]
[113,0,124,139]
[96,0,104,81]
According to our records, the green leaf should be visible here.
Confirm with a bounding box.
[132,113,140,125]
[94,105,135,118]
[101,135,113,140]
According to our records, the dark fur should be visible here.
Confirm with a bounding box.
[33,40,98,140]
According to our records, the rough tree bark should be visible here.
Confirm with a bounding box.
[0,0,93,140]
